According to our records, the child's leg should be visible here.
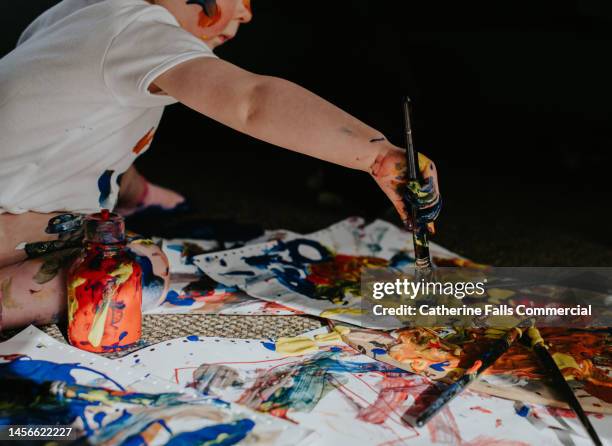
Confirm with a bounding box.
[0,257,68,329]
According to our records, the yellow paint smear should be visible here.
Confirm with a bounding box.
[552,352,580,371]
[527,327,545,347]
[275,336,318,356]
[334,326,351,336]
[67,277,87,324]
[320,308,363,318]
[314,331,342,344]
[109,263,133,285]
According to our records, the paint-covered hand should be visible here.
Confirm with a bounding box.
[370,148,440,232]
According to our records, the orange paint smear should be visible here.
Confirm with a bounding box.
[387,327,611,404]
[132,127,156,155]
[389,328,461,372]
[198,6,222,28]
[489,328,612,403]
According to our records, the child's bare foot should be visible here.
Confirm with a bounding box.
[117,166,185,216]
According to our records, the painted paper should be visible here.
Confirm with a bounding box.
[146,231,300,315]
[194,218,468,326]
[340,325,612,414]
[119,328,611,445]
[0,326,313,446]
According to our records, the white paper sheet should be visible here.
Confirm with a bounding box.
[0,326,313,446]
[147,231,301,315]
[118,328,610,445]
[194,218,464,326]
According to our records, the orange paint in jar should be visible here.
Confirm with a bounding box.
[67,210,142,353]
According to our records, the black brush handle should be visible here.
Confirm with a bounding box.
[529,330,602,446]
[415,324,525,426]
[402,97,431,271]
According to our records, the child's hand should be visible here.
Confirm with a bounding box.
[370,147,441,232]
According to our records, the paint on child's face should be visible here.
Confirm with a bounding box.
[242,0,251,14]
[187,0,222,27]
[184,0,252,46]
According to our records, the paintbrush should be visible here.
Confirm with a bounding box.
[402,97,432,274]
[0,377,180,408]
[0,377,115,406]
[411,320,531,427]
[526,327,603,446]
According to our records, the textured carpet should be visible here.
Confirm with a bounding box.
[0,314,322,359]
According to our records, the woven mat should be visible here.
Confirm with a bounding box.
[0,314,322,359]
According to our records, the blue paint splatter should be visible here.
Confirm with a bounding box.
[0,356,124,390]
[261,341,276,351]
[329,346,342,352]
[389,252,415,269]
[119,331,128,341]
[371,348,386,358]
[163,290,195,307]
[186,335,199,342]
[515,405,531,417]
[429,361,450,372]
[94,411,106,427]
[165,419,255,446]
[97,170,114,208]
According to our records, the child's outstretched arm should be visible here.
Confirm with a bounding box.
[153,58,439,225]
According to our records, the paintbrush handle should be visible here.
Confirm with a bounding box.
[529,329,602,446]
[402,97,432,269]
[415,326,524,426]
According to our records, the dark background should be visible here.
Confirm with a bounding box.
[2,1,611,265]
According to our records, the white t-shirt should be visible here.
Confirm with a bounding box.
[0,0,216,214]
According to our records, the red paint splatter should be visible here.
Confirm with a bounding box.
[427,408,462,444]
[356,376,415,424]
[546,407,576,418]
[469,406,493,414]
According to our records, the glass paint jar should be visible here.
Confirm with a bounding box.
[67,210,142,353]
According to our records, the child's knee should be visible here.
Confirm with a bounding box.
[127,238,170,312]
